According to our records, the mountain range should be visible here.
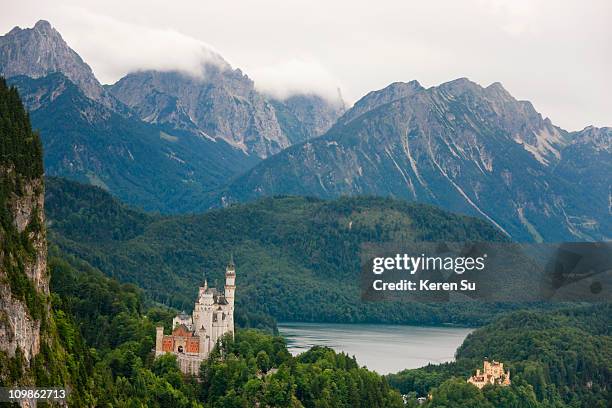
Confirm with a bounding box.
[1,20,609,241]
[216,79,611,241]
[0,20,344,211]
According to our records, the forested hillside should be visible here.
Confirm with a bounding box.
[43,176,540,327]
[47,244,407,407]
[387,305,611,407]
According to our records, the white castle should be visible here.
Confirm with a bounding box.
[155,257,236,375]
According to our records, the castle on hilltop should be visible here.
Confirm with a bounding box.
[155,258,236,375]
[467,360,511,389]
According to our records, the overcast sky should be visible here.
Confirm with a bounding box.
[2,0,610,130]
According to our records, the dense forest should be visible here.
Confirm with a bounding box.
[387,304,611,407]
[44,176,556,327]
[43,252,612,407]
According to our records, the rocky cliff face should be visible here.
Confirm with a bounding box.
[0,178,46,364]
[109,69,345,158]
[109,67,290,158]
[217,78,610,242]
[0,77,47,375]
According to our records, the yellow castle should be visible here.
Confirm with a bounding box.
[467,360,511,389]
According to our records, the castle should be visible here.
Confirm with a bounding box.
[467,360,511,389]
[155,258,236,375]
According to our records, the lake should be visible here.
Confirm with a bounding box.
[278,322,473,375]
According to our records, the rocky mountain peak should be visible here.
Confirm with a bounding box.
[437,76,481,93]
[337,80,424,126]
[0,20,110,104]
[428,78,567,166]
[572,126,611,151]
[33,19,53,32]
[109,61,345,157]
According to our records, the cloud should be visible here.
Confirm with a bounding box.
[248,58,342,103]
[1,0,610,129]
[55,8,229,83]
[479,0,537,36]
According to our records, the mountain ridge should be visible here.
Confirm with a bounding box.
[214,78,610,242]
[9,72,259,212]
[0,20,346,210]
[107,66,345,158]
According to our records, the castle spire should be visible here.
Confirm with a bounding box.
[226,253,236,275]
[202,267,208,289]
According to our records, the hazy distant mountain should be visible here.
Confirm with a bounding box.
[216,78,610,242]
[108,68,344,158]
[270,93,346,143]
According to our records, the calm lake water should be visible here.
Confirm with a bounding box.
[278,322,473,375]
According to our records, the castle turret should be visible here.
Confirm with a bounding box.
[199,278,208,298]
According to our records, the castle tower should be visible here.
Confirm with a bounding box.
[198,278,208,298]
[224,255,236,335]
[225,255,236,306]
[155,326,164,356]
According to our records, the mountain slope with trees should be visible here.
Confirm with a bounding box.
[9,72,257,212]
[43,176,546,328]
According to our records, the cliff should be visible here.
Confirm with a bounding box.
[0,76,47,386]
